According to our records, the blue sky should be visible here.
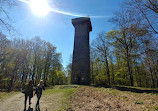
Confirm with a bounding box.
[4,0,124,68]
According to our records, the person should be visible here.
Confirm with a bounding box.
[35,80,45,109]
[22,80,34,111]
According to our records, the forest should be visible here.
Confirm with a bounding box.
[0,35,66,91]
[0,0,158,92]
[89,0,158,88]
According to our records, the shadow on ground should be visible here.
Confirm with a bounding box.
[25,106,40,111]
[112,86,158,94]
[93,85,158,94]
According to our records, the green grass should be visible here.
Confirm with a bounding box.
[154,106,158,111]
[135,100,143,105]
[60,88,77,110]
[98,88,118,95]
[150,93,158,96]
[114,85,158,90]
[122,96,129,101]
[43,85,79,110]
[44,85,79,95]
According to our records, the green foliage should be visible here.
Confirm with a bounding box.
[95,73,106,85]
[0,35,66,90]
[135,100,143,105]
[115,78,129,86]
[91,23,157,88]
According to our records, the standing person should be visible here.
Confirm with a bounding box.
[35,80,45,109]
[22,80,34,111]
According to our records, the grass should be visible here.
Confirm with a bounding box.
[154,106,158,111]
[114,85,158,90]
[122,96,129,101]
[92,86,158,110]
[1,85,158,111]
[0,85,78,111]
[42,85,79,111]
[135,100,143,105]
[43,85,79,96]
[0,91,19,102]
[60,88,77,110]
[150,93,158,96]
[44,85,158,111]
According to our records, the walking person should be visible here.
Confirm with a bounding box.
[35,80,45,110]
[22,80,34,111]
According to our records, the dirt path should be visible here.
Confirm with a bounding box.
[0,93,36,111]
[0,92,62,111]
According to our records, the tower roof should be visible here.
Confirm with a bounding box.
[72,17,92,32]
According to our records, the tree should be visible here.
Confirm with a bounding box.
[126,0,158,34]
[66,62,72,84]
[91,32,110,85]
[0,32,10,64]
[141,37,158,88]
[0,0,16,33]
[107,6,149,86]
[0,35,65,91]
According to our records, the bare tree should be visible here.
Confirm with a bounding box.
[91,32,110,86]
[126,0,158,34]
[0,0,17,34]
[108,6,148,86]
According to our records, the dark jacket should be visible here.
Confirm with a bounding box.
[22,83,33,97]
[35,85,45,98]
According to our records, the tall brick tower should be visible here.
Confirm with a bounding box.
[71,17,92,85]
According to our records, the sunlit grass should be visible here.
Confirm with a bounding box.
[0,91,19,102]
[43,85,79,110]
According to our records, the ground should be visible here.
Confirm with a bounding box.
[67,86,158,111]
[0,86,158,111]
[0,85,76,111]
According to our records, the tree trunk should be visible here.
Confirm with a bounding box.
[127,57,134,86]
[144,71,149,87]
[149,67,155,88]
[32,54,37,85]
[8,76,14,92]
[91,62,94,84]
[105,56,110,86]
[111,64,115,85]
[148,60,155,88]
[44,61,47,86]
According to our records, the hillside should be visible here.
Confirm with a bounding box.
[0,86,158,111]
